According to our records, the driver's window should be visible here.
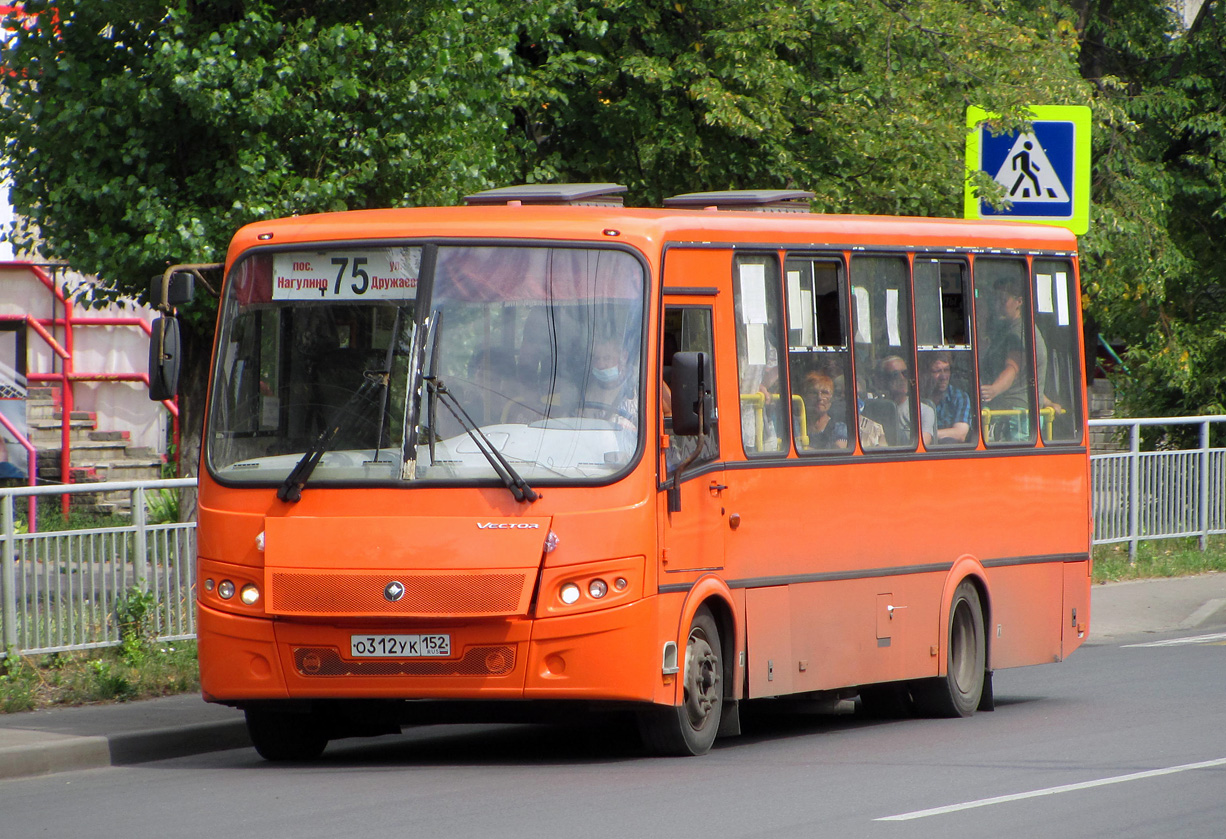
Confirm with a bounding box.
[663,305,718,472]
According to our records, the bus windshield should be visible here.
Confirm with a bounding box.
[206,244,647,489]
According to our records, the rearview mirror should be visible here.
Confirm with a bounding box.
[148,316,181,401]
[669,351,714,436]
[149,271,196,308]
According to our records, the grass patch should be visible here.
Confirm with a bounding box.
[1093,536,1226,583]
[0,642,199,713]
[16,503,130,533]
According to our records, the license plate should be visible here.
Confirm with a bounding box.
[350,634,451,658]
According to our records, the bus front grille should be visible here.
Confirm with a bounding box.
[270,571,531,617]
[293,645,516,677]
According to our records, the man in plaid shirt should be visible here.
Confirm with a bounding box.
[923,352,972,444]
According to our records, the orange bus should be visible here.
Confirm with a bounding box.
[150,184,1091,759]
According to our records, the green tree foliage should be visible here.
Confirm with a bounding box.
[1,0,517,297]
[1074,0,1226,420]
[0,0,523,470]
[511,0,1091,214]
[0,0,1092,291]
[2,0,1225,426]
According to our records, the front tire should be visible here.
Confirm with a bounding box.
[245,708,329,761]
[913,580,986,718]
[638,606,724,756]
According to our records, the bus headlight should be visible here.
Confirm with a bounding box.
[560,583,581,605]
[588,579,608,599]
[218,580,236,600]
[240,584,261,606]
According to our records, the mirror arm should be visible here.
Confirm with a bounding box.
[155,262,223,312]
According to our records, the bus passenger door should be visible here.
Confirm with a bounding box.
[660,302,727,573]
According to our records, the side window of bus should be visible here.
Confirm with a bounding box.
[663,306,718,471]
[785,256,851,453]
[850,255,924,450]
[974,258,1038,446]
[217,308,280,442]
[733,254,788,457]
[1033,260,1084,444]
[915,259,977,447]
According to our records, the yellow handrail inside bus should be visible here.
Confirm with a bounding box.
[980,406,1058,439]
[740,392,765,451]
[791,395,809,449]
[739,392,788,452]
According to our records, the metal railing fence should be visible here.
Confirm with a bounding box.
[0,479,197,658]
[1089,416,1226,559]
[2,421,1223,657]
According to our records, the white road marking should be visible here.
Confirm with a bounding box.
[876,758,1226,821]
[1123,632,1226,648]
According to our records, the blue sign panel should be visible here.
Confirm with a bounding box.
[979,121,1075,220]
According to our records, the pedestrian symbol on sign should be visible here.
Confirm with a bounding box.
[993,134,1069,203]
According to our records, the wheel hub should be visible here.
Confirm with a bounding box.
[684,633,720,729]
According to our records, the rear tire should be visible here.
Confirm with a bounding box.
[638,606,723,756]
[913,580,986,718]
[245,708,329,761]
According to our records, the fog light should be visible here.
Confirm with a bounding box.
[589,579,608,598]
[560,583,581,604]
[240,584,260,605]
[614,577,628,591]
[204,578,215,592]
[218,580,235,600]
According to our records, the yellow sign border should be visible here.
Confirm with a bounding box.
[964,105,1091,235]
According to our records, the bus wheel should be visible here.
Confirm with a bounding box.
[913,580,985,718]
[638,606,723,756]
[245,708,329,761]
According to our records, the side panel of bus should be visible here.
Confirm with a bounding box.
[661,243,1089,702]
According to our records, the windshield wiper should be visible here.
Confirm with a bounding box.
[427,377,539,504]
[277,369,390,503]
[403,308,438,464]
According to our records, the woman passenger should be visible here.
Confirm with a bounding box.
[801,371,848,450]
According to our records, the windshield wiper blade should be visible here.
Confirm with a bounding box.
[403,308,438,464]
[428,377,539,503]
[277,370,389,503]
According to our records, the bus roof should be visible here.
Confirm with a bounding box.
[226,203,1078,267]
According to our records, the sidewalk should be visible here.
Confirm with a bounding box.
[4,573,1226,781]
[1086,571,1226,641]
[0,693,249,781]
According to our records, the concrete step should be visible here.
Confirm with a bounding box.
[88,460,165,483]
[24,387,169,519]
[39,440,150,460]
[27,418,99,447]
[27,403,60,422]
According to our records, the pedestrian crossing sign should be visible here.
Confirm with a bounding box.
[964,105,1091,235]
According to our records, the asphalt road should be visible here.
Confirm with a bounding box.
[2,628,1224,839]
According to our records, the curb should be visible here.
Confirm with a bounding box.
[0,733,110,781]
[1179,598,1226,631]
[107,719,251,765]
[0,720,250,781]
